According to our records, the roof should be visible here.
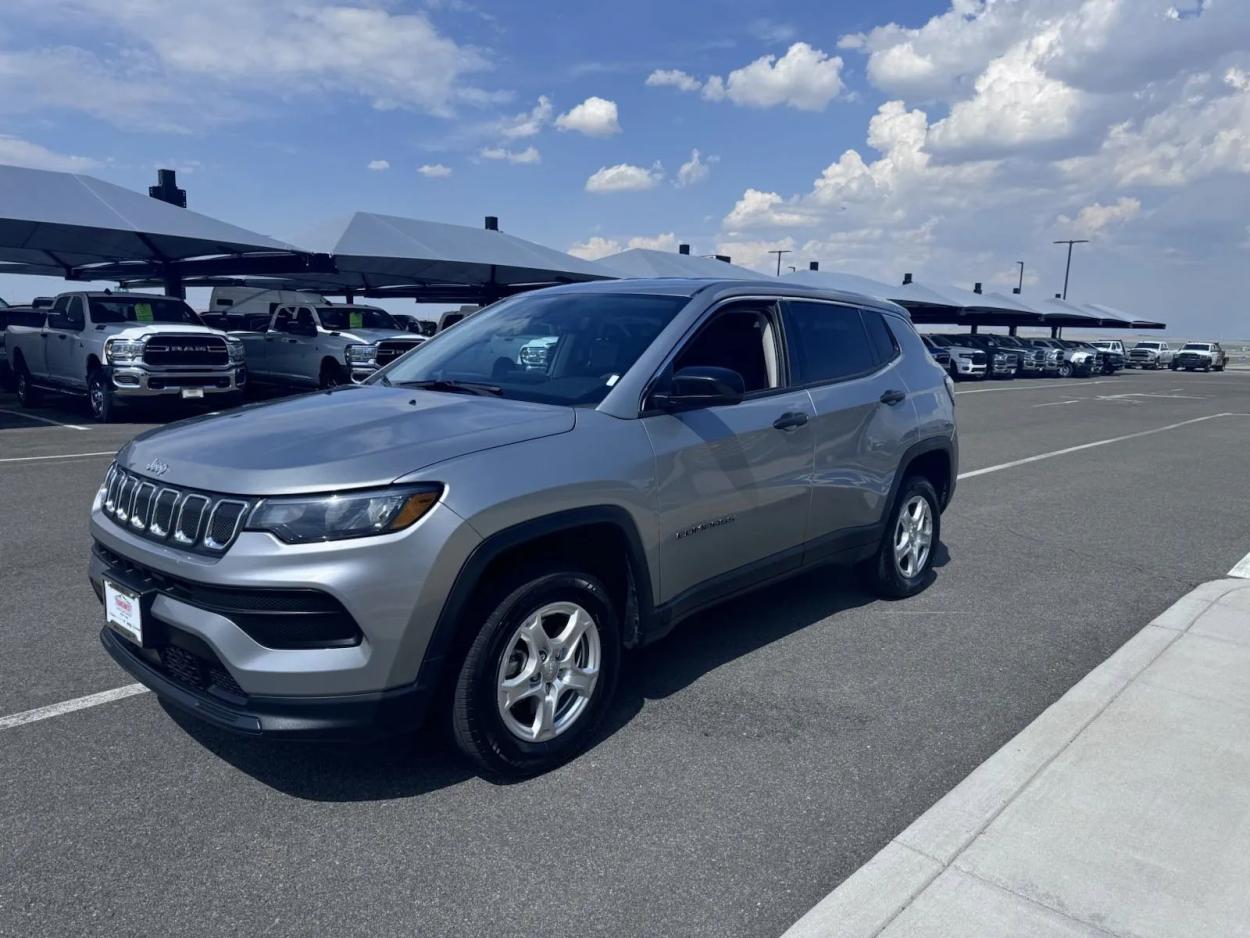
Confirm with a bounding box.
[302,212,618,294]
[0,163,308,282]
[598,248,765,280]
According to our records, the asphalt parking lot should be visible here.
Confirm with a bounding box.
[2,370,1249,938]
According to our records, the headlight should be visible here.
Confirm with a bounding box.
[245,484,442,544]
[957,352,974,360]
[104,339,144,364]
[226,338,245,363]
[346,344,378,366]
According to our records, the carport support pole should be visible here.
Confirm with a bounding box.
[1009,325,1018,336]
[344,290,355,305]
[162,267,185,300]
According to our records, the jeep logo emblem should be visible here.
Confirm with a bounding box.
[146,458,170,477]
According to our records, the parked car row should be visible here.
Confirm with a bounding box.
[921,333,1119,380]
[0,290,439,421]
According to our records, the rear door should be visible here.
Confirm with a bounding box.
[643,300,816,604]
[784,301,915,561]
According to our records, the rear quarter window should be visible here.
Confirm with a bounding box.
[783,300,883,384]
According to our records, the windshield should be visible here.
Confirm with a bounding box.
[1182,343,1210,351]
[317,307,398,331]
[88,296,202,325]
[376,291,689,406]
[1134,343,1160,350]
[926,335,953,347]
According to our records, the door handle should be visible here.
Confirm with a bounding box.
[57,334,68,340]
[772,411,809,431]
[880,388,906,406]
[286,339,298,344]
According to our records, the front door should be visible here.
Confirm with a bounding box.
[643,302,815,605]
[45,296,86,387]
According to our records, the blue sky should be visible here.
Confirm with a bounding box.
[2,0,1249,335]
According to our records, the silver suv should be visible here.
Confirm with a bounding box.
[90,280,958,777]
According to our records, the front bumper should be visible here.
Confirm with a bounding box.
[952,359,987,377]
[100,625,432,739]
[109,364,245,398]
[989,359,1017,376]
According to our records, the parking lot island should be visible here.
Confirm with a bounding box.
[784,577,1250,938]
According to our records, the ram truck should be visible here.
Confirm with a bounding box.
[1172,342,1227,372]
[1128,341,1173,369]
[232,304,424,388]
[6,292,245,421]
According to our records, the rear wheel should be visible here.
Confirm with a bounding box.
[15,363,40,407]
[868,476,940,600]
[452,570,621,778]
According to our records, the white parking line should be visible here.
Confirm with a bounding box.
[1229,550,1250,579]
[0,684,148,730]
[955,379,1130,396]
[958,412,1250,480]
[0,450,117,464]
[1033,400,1082,408]
[0,408,90,431]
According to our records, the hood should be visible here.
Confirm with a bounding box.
[119,386,574,495]
[331,329,419,344]
[103,323,228,341]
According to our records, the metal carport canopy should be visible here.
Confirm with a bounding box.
[890,279,1039,326]
[782,268,900,302]
[0,164,320,285]
[1081,302,1166,330]
[303,212,619,300]
[599,248,764,280]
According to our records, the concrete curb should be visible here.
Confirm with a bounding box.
[782,578,1250,938]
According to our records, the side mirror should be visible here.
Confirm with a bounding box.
[652,365,746,410]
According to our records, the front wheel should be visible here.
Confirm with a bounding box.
[868,476,941,600]
[87,369,117,423]
[452,571,621,778]
[1058,361,1073,378]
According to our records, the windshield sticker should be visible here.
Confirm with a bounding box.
[135,303,154,323]
[349,311,364,330]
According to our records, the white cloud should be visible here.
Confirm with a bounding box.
[568,236,622,260]
[568,232,680,259]
[418,163,452,177]
[480,145,540,164]
[749,19,797,44]
[555,96,621,137]
[499,96,552,139]
[0,0,502,127]
[585,162,664,193]
[645,69,702,92]
[0,134,98,172]
[676,149,716,187]
[715,237,796,274]
[720,42,845,111]
[1058,197,1141,236]
[645,43,843,111]
[367,159,390,171]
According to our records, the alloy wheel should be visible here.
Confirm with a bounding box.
[496,601,601,743]
[893,495,933,579]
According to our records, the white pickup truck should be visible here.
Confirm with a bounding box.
[5,291,245,421]
[228,304,424,388]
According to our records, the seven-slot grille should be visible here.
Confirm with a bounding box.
[968,350,988,365]
[142,334,228,369]
[102,464,250,553]
[374,339,421,367]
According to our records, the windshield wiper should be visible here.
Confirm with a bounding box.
[399,379,503,397]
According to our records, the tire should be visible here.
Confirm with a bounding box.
[868,476,941,600]
[452,570,621,778]
[1058,361,1073,378]
[15,363,40,407]
[87,368,117,423]
[319,360,346,389]
[1215,363,1225,372]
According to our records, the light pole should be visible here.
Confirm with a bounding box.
[1052,240,1088,300]
[1013,260,1024,294]
[768,249,792,276]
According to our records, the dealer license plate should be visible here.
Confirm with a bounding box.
[181,388,205,399]
[104,579,143,645]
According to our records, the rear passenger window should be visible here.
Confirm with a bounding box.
[862,310,899,365]
[783,301,877,384]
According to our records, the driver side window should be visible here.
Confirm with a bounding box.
[272,308,294,333]
[673,305,781,394]
[295,308,317,334]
